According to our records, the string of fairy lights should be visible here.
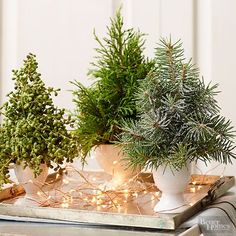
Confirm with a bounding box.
[33,165,160,211]
[4,161,227,213]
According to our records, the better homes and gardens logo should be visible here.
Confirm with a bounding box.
[199,216,235,236]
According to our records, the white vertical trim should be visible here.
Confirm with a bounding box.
[1,0,19,104]
[0,1,2,96]
[192,1,214,174]
[0,1,3,107]
[112,0,133,28]
[122,0,133,28]
[112,0,123,16]
[192,0,197,64]
[193,1,213,174]
[159,0,194,59]
[194,0,212,83]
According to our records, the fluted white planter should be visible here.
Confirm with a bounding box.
[14,163,48,206]
[94,144,139,187]
[153,164,191,213]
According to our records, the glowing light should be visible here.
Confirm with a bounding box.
[117,204,122,213]
[28,179,33,183]
[189,202,194,206]
[21,165,165,211]
[113,161,118,165]
[63,179,69,184]
[62,198,67,203]
[61,203,69,208]
[97,199,102,205]
[69,189,76,194]
[192,181,197,185]
[197,185,203,190]
[190,187,196,193]
[91,197,96,203]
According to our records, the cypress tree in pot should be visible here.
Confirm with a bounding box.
[72,10,154,186]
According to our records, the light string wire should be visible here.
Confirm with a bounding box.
[4,163,227,214]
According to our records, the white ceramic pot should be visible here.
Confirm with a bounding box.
[14,163,48,205]
[153,164,191,213]
[94,144,139,187]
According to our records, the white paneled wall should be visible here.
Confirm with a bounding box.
[1,0,236,180]
[210,0,236,179]
[0,0,19,105]
[0,1,2,84]
[1,0,113,110]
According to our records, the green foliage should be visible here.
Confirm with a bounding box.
[72,10,154,163]
[0,53,78,187]
[119,38,236,171]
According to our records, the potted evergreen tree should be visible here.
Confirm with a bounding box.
[72,10,153,186]
[0,54,78,205]
[119,38,236,212]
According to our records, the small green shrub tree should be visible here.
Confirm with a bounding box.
[119,38,236,170]
[0,54,78,187]
[72,10,154,164]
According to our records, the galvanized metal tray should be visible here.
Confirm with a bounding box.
[0,168,234,230]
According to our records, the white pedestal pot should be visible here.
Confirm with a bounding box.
[153,164,191,213]
[14,164,48,205]
[94,144,139,187]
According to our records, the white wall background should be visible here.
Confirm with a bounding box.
[0,0,113,110]
[1,0,236,182]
